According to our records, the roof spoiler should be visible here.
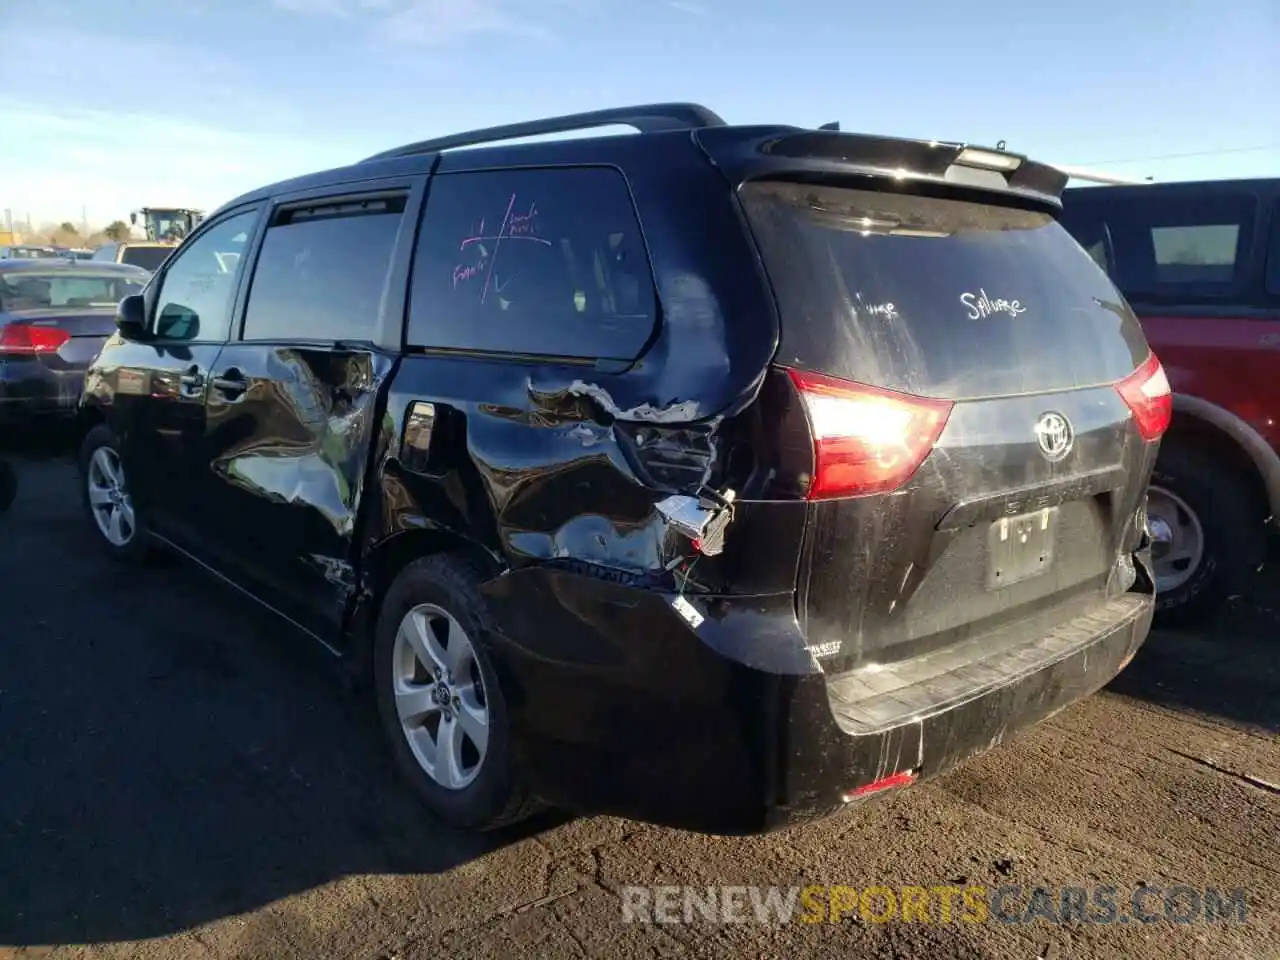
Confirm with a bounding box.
[1052,164,1152,186]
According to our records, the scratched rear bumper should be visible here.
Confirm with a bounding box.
[481,566,1154,835]
[773,590,1153,831]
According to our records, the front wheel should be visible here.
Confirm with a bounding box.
[1147,445,1266,626]
[79,424,151,562]
[373,554,538,831]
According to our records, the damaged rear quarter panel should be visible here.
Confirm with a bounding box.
[372,355,744,582]
[366,144,795,591]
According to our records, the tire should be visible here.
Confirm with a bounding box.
[78,424,152,563]
[373,553,537,831]
[1148,444,1266,627]
[0,459,15,513]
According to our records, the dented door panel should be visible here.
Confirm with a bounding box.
[201,342,394,638]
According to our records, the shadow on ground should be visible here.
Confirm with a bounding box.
[0,450,567,947]
[1107,565,1279,734]
[0,443,1275,949]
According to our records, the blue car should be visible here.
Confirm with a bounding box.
[0,259,149,429]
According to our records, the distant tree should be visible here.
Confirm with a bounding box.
[59,221,78,235]
[103,220,131,241]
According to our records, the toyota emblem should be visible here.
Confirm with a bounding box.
[1034,412,1073,462]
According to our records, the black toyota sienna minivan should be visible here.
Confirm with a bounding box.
[78,104,1167,833]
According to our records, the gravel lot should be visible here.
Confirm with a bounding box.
[1,447,1276,960]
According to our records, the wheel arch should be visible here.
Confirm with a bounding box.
[1165,394,1280,525]
[345,526,505,670]
[76,400,106,428]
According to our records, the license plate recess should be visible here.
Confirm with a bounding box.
[987,507,1058,590]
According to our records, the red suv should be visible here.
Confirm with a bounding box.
[1062,178,1280,623]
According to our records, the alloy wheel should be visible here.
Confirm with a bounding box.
[391,603,490,791]
[87,447,135,547]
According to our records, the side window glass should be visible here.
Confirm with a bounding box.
[408,167,657,360]
[240,196,405,342]
[1151,224,1240,278]
[153,211,257,341]
[1104,193,1255,301]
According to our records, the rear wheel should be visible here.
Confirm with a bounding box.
[373,554,536,831]
[79,424,151,562]
[1148,444,1266,626]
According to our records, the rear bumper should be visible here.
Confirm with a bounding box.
[481,565,1155,835]
[0,361,85,426]
[773,591,1153,830]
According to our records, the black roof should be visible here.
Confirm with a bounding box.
[213,101,1070,216]
[0,258,150,276]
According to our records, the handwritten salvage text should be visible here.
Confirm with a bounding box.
[960,289,1026,320]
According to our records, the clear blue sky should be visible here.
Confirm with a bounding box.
[1,0,1276,226]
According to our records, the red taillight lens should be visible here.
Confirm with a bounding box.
[1114,352,1172,442]
[786,368,954,500]
[0,322,71,355]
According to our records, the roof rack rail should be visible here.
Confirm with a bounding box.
[362,102,727,163]
[1053,163,1152,186]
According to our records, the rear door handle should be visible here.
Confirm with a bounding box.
[178,366,205,395]
[211,369,247,397]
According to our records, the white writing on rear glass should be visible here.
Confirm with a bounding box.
[854,293,899,320]
[960,289,1026,320]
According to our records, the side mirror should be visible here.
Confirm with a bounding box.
[115,294,148,340]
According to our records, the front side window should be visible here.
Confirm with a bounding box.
[407,167,657,360]
[240,196,405,343]
[152,210,258,342]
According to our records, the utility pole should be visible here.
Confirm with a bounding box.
[81,204,89,236]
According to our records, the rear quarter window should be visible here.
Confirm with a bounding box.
[407,167,657,360]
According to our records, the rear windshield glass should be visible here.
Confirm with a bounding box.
[741,183,1148,400]
[121,246,172,272]
[0,273,145,312]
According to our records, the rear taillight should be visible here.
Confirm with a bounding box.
[0,322,71,355]
[785,368,954,500]
[1114,352,1172,441]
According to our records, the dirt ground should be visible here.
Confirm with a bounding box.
[1,450,1276,960]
